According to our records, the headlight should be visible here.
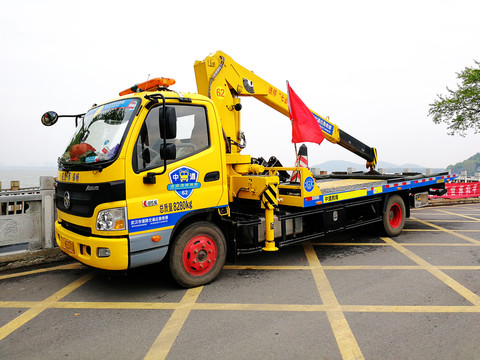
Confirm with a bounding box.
[96,207,126,231]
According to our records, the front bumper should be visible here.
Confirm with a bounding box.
[55,221,129,270]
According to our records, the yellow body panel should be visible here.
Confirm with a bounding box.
[123,96,228,236]
[322,189,368,203]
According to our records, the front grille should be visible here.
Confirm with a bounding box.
[56,180,125,217]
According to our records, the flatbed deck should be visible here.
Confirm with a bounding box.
[309,172,455,206]
[276,171,456,208]
[316,178,387,194]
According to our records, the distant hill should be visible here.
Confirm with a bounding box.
[312,160,445,174]
[446,153,480,176]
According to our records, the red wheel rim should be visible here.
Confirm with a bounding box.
[182,235,217,276]
[389,203,402,228]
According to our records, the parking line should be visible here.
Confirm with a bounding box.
[143,286,203,360]
[381,237,480,306]
[342,305,480,313]
[0,263,84,281]
[224,265,308,270]
[411,220,479,223]
[312,243,389,246]
[303,242,364,360]
[433,208,480,221]
[404,229,480,233]
[0,272,94,341]
[410,217,480,245]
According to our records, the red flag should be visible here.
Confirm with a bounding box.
[287,83,324,145]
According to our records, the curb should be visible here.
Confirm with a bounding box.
[0,248,69,272]
[428,198,480,207]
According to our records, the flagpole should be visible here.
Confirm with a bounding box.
[286,80,298,160]
[286,80,292,118]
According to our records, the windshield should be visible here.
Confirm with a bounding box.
[60,99,140,166]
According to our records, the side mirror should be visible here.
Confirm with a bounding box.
[161,143,176,160]
[142,143,176,184]
[41,111,59,126]
[160,106,177,139]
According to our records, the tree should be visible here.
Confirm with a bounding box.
[429,60,480,135]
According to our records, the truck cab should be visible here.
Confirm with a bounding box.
[51,89,229,282]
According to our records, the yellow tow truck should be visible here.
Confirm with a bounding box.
[42,51,454,287]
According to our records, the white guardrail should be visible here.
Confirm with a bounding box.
[0,177,56,254]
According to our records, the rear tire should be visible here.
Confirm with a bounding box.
[169,221,226,288]
[382,195,406,237]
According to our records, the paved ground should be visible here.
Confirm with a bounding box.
[0,203,479,360]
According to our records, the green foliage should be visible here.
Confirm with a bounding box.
[429,60,480,135]
[446,152,480,176]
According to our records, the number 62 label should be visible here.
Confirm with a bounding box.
[215,87,225,100]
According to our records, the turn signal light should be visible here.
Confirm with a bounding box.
[114,219,125,230]
[152,235,161,242]
[119,78,176,96]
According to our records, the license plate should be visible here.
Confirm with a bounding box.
[61,237,75,254]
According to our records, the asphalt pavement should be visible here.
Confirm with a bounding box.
[1,203,479,360]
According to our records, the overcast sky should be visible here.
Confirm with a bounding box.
[1,0,479,170]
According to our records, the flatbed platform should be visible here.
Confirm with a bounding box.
[316,178,387,194]
[276,171,455,208]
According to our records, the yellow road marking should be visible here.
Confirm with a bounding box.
[304,242,364,360]
[381,237,480,306]
[1,300,478,314]
[433,208,480,221]
[224,265,308,270]
[342,305,480,313]
[400,243,479,247]
[410,217,480,245]
[403,229,442,231]
[312,242,389,246]
[52,301,180,310]
[0,272,94,341]
[143,286,203,360]
[0,263,85,281]
[313,242,479,247]
[408,219,478,223]
[321,265,480,270]
[404,229,480,232]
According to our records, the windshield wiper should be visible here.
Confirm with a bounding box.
[58,159,106,172]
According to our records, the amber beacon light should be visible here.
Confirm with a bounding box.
[119,78,176,96]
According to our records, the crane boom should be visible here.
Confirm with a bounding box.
[194,51,377,169]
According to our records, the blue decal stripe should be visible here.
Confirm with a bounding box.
[311,112,334,136]
[128,205,228,233]
[128,213,180,232]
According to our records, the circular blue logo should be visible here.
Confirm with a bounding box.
[304,176,315,192]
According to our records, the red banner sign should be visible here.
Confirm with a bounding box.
[433,182,480,199]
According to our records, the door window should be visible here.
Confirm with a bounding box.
[134,105,209,172]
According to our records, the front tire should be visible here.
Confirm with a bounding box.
[169,222,226,288]
[382,195,406,237]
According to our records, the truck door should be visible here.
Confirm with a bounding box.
[125,102,225,268]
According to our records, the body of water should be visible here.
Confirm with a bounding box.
[0,168,58,189]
